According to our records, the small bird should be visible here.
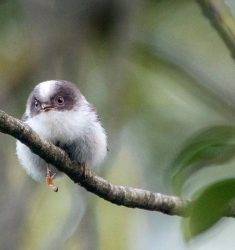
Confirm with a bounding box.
[16,80,107,192]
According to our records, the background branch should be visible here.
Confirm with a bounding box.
[0,109,189,217]
[197,0,235,57]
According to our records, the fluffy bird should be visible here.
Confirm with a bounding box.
[16,80,107,191]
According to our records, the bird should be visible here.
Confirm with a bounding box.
[16,80,107,192]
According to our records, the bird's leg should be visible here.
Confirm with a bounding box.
[81,162,90,178]
[46,166,58,192]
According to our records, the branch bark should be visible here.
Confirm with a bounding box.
[0,109,190,216]
[197,0,235,57]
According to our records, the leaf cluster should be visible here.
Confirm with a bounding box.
[171,126,235,240]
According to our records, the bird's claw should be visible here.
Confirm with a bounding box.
[81,163,90,178]
[46,167,58,192]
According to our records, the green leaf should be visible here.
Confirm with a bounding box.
[183,179,235,240]
[171,126,235,194]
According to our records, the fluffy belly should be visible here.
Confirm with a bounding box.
[16,141,62,181]
[16,110,107,181]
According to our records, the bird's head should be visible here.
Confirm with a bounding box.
[26,80,82,117]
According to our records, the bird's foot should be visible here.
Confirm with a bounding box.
[81,163,90,179]
[46,167,58,192]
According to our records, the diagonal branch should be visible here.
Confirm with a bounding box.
[197,0,235,57]
[0,109,190,216]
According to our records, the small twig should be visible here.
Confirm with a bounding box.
[197,0,235,57]
[0,109,190,216]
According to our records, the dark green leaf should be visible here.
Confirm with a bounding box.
[171,126,235,194]
[183,179,235,240]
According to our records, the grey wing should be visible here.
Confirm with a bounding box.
[88,104,109,152]
[55,141,77,162]
[55,141,89,165]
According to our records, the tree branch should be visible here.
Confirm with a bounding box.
[0,109,190,216]
[197,0,235,57]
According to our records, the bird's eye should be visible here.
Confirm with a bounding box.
[55,96,64,105]
[34,99,39,108]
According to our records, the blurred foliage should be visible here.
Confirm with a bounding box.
[170,125,235,239]
[171,126,235,194]
[182,179,235,241]
[2,0,235,249]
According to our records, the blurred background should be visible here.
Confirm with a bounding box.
[2,0,235,249]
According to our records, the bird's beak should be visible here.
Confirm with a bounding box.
[40,104,55,112]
